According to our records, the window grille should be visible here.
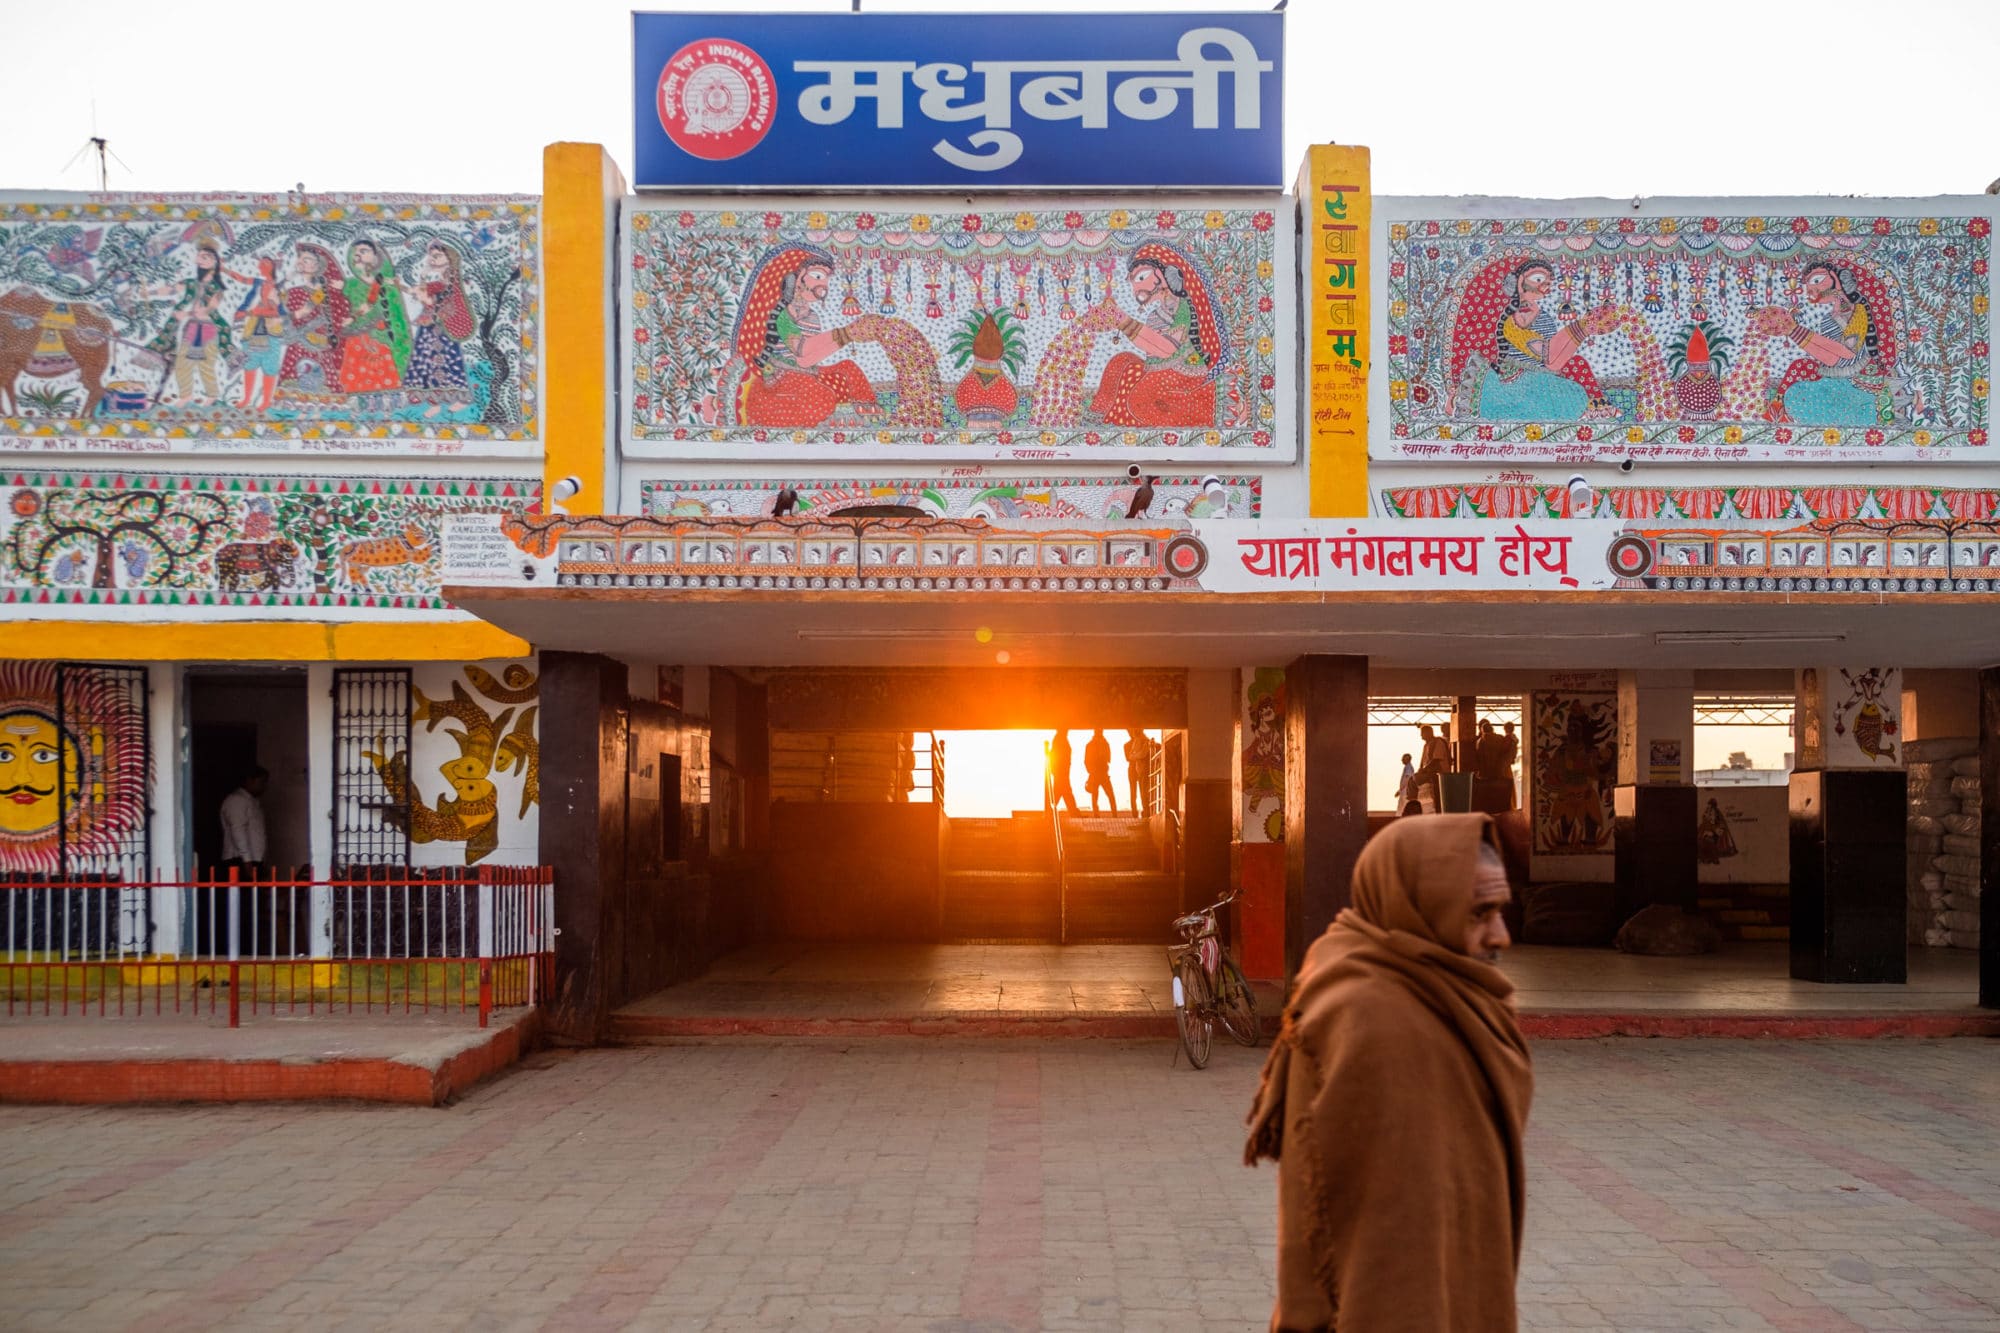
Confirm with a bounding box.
[331,669,412,871]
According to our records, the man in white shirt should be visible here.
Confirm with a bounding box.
[219,766,269,876]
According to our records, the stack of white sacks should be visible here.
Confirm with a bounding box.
[1905,737,1982,950]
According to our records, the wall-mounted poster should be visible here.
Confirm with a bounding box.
[0,194,539,457]
[622,200,1292,461]
[1648,739,1683,784]
[1379,202,1992,463]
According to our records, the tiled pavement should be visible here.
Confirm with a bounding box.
[1,1039,1997,1330]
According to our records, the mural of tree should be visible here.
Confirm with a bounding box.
[6,487,229,590]
[270,491,382,596]
[632,232,752,425]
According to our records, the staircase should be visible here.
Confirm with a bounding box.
[1059,816,1179,943]
[941,816,1060,941]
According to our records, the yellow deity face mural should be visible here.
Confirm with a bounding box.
[0,662,149,874]
[0,708,79,838]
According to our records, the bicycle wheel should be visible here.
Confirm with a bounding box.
[1216,958,1260,1047]
[1172,954,1212,1069]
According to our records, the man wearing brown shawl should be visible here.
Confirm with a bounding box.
[1244,814,1533,1332]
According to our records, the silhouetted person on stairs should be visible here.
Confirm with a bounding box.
[1084,728,1117,815]
[1048,730,1078,813]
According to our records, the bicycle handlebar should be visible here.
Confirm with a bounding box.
[1180,891,1239,921]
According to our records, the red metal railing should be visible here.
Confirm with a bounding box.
[1,865,555,1028]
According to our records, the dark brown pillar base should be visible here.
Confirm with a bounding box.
[1981,667,1998,1009]
[539,651,630,1043]
[1182,778,1232,917]
[1282,654,1369,979]
[1789,768,1908,985]
[1613,784,1699,925]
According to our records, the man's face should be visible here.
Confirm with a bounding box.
[245,774,269,798]
[0,711,76,837]
[1459,854,1513,962]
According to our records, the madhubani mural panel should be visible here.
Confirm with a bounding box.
[623,199,1291,461]
[1241,667,1285,844]
[1530,690,1616,857]
[0,661,148,874]
[1381,204,1993,462]
[363,659,539,868]
[0,194,538,455]
[641,473,1262,520]
[0,470,538,616]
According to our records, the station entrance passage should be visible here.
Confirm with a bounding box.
[765,725,1183,946]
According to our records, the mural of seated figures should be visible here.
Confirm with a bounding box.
[1380,204,1993,462]
[0,194,539,454]
[622,200,1291,460]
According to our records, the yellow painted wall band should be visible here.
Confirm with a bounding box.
[0,621,528,662]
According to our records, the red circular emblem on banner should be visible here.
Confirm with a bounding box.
[1162,536,1209,580]
[655,39,776,161]
[1606,534,1654,579]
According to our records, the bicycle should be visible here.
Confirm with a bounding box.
[1166,891,1259,1069]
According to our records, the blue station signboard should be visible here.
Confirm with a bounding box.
[631,11,1283,189]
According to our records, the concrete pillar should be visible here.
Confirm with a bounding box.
[1282,655,1369,978]
[538,650,631,1043]
[1613,669,1698,924]
[1790,667,1907,984]
[1184,669,1235,917]
[1981,668,1998,1009]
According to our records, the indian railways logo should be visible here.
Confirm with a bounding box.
[656,39,776,161]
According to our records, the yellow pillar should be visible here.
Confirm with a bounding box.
[1297,145,1371,518]
[542,142,627,516]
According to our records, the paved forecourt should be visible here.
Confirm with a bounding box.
[0,1039,1996,1330]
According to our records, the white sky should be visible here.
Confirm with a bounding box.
[7,0,1997,198]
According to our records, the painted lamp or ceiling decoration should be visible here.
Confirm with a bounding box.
[642,474,1261,520]
[623,202,1287,460]
[0,194,538,454]
[1380,481,2000,523]
[1241,667,1285,844]
[1530,691,1617,856]
[1383,210,1991,461]
[1831,667,1898,764]
[0,661,146,874]
[1,470,537,614]
[364,663,539,866]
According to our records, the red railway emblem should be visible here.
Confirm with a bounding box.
[656,39,776,161]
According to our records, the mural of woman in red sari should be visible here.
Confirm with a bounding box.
[279,244,349,392]
[1088,243,1225,427]
[730,246,878,428]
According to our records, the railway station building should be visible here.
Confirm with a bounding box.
[2,11,1996,1036]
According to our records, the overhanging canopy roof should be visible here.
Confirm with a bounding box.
[446,584,2000,671]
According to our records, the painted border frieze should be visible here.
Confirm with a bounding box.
[640,474,1261,520]
[1380,205,1992,462]
[621,199,1292,461]
[0,193,539,456]
[2,470,538,617]
[1379,481,2000,524]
